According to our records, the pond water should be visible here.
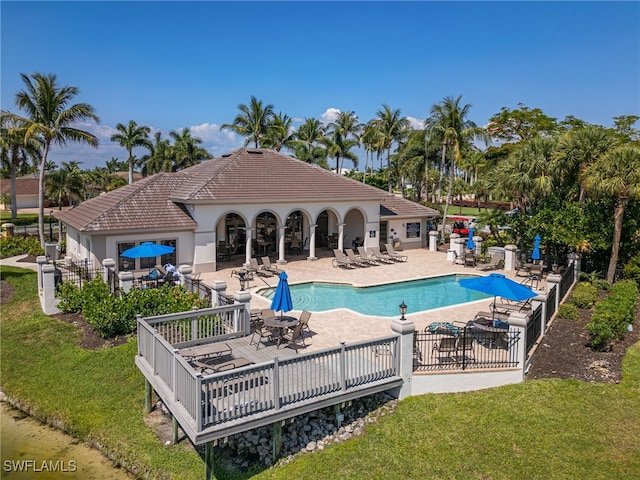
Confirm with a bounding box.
[1,402,134,479]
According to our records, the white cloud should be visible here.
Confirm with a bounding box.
[406,116,425,130]
[321,108,340,125]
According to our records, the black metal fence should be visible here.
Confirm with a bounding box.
[183,275,212,307]
[413,328,521,372]
[526,306,543,354]
[560,263,575,300]
[546,285,557,323]
[56,260,104,293]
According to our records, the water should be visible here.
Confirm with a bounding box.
[258,274,491,316]
[1,402,134,480]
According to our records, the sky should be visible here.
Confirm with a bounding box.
[2,1,639,170]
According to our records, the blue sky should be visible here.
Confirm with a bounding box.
[2,1,639,170]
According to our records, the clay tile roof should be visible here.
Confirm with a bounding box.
[0,177,39,195]
[171,148,387,203]
[379,195,440,218]
[55,173,196,233]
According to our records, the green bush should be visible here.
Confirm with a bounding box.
[623,253,640,288]
[586,279,638,351]
[57,278,208,337]
[557,303,579,320]
[592,279,611,292]
[569,282,598,309]
[0,236,44,258]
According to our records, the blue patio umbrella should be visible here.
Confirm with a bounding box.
[466,226,475,250]
[531,235,541,261]
[459,273,537,318]
[121,242,175,259]
[271,271,293,318]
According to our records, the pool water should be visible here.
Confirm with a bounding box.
[258,274,491,317]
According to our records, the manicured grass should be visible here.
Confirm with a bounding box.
[2,266,639,480]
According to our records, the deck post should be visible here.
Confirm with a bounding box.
[273,357,281,410]
[172,415,179,444]
[272,421,283,461]
[506,312,528,379]
[205,441,216,480]
[233,290,252,335]
[389,315,415,399]
[144,378,153,413]
[339,342,346,391]
[546,273,562,313]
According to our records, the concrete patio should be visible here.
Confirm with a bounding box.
[198,247,544,352]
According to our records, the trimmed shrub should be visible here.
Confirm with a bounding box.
[592,279,611,292]
[0,236,44,258]
[557,303,579,320]
[623,253,640,288]
[569,282,598,309]
[586,279,638,351]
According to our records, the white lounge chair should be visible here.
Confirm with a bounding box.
[384,243,408,262]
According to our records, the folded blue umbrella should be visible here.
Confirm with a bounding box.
[532,235,541,261]
[466,226,475,250]
[271,271,293,318]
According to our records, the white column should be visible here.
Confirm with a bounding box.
[504,244,517,271]
[277,225,287,264]
[337,223,345,252]
[245,228,254,265]
[233,290,252,335]
[118,271,134,293]
[473,236,483,256]
[506,312,528,382]
[390,315,415,399]
[307,224,318,260]
[428,230,439,252]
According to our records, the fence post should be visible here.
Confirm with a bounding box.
[453,236,465,257]
[546,273,562,313]
[118,271,134,293]
[178,264,192,287]
[210,280,228,307]
[531,292,548,334]
[428,230,438,252]
[102,258,115,290]
[504,244,517,271]
[568,252,582,283]
[473,235,483,256]
[40,263,60,315]
[389,315,415,399]
[507,312,528,379]
[233,289,252,335]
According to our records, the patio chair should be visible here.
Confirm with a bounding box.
[476,253,502,271]
[431,336,458,363]
[289,237,302,254]
[249,321,276,350]
[250,257,273,277]
[451,251,465,265]
[357,246,381,265]
[260,256,280,275]
[278,321,305,353]
[332,249,356,269]
[455,333,476,363]
[464,252,476,267]
[384,243,408,262]
[367,246,395,264]
[298,310,312,338]
[345,248,371,267]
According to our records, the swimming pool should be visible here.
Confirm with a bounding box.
[257,274,491,317]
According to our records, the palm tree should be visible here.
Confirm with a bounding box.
[327,111,362,173]
[47,160,83,209]
[372,105,409,192]
[143,132,173,174]
[169,128,209,171]
[221,96,275,148]
[289,118,327,164]
[110,120,152,184]
[261,112,293,151]
[9,73,99,247]
[425,95,486,241]
[553,125,618,203]
[0,114,41,219]
[361,121,381,184]
[585,145,640,282]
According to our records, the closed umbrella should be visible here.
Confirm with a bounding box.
[271,271,293,319]
[531,235,541,261]
[121,242,175,259]
[459,273,537,319]
[466,226,475,250]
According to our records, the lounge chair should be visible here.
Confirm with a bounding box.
[464,252,476,267]
[345,248,372,267]
[357,246,381,265]
[455,333,476,363]
[476,253,502,271]
[332,249,356,269]
[192,356,254,374]
[250,257,273,277]
[384,243,408,262]
[367,246,395,264]
[491,298,532,315]
[431,336,458,363]
[260,256,280,275]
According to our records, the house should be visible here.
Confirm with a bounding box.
[0,176,40,210]
[54,148,440,273]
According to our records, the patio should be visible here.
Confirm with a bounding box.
[198,247,546,352]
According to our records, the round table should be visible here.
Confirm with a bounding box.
[264,315,299,329]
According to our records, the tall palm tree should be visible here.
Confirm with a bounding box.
[0,114,41,219]
[372,104,409,192]
[261,112,293,151]
[361,121,381,184]
[47,160,83,209]
[169,128,209,171]
[143,132,173,174]
[327,111,362,173]
[425,95,486,241]
[289,118,327,164]
[553,125,618,203]
[9,73,99,247]
[110,120,152,184]
[221,96,275,148]
[585,145,640,282]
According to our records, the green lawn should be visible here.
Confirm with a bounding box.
[2,266,639,480]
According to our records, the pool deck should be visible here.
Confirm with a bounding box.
[199,248,543,352]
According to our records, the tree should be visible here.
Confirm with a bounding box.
[585,146,640,283]
[169,128,209,171]
[0,114,41,219]
[261,112,293,151]
[143,132,173,174]
[221,96,275,148]
[10,73,99,247]
[289,118,327,165]
[360,121,382,184]
[47,160,83,208]
[110,120,152,184]
[486,103,558,142]
[327,111,362,173]
[372,105,409,192]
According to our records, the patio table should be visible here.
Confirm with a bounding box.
[264,315,299,345]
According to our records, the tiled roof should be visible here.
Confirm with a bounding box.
[0,177,39,195]
[54,148,439,232]
[55,174,196,232]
